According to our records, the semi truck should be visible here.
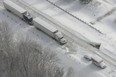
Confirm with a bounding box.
[91,55,106,69]
[84,54,107,69]
[3,0,67,45]
[3,0,33,25]
[33,17,67,45]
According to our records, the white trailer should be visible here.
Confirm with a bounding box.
[84,54,107,69]
[91,55,107,69]
[33,17,67,45]
[3,0,33,25]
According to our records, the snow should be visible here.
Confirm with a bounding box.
[26,0,101,44]
[0,0,116,77]
[0,7,108,77]
[21,0,116,60]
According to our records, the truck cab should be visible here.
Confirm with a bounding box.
[23,12,33,25]
[54,31,67,45]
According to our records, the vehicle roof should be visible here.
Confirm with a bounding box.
[33,17,58,33]
[4,0,26,13]
[91,55,103,63]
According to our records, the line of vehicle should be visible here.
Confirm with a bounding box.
[14,0,100,50]
[11,0,116,68]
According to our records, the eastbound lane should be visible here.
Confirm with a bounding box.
[6,0,116,69]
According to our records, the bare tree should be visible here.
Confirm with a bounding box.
[0,21,11,51]
[80,0,93,4]
[0,21,64,77]
[0,21,13,77]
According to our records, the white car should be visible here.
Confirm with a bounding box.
[84,54,92,61]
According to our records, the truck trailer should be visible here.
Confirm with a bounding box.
[33,17,67,45]
[91,55,107,69]
[3,0,33,25]
[84,54,107,69]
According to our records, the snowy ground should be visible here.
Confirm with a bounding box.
[21,0,116,44]
[0,7,114,77]
[18,0,116,65]
[0,0,116,77]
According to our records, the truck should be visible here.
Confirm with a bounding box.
[84,54,107,69]
[33,17,67,45]
[91,55,107,69]
[3,0,33,25]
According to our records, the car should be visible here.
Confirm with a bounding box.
[84,54,92,61]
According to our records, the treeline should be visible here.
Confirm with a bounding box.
[0,21,64,77]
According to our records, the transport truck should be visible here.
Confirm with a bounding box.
[91,55,107,69]
[33,17,67,45]
[3,0,33,25]
[84,54,107,69]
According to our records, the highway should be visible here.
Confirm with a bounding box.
[46,0,103,34]
[10,0,116,68]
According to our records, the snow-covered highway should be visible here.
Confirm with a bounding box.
[0,0,116,77]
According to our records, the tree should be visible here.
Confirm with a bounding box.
[80,0,93,4]
[0,21,64,77]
